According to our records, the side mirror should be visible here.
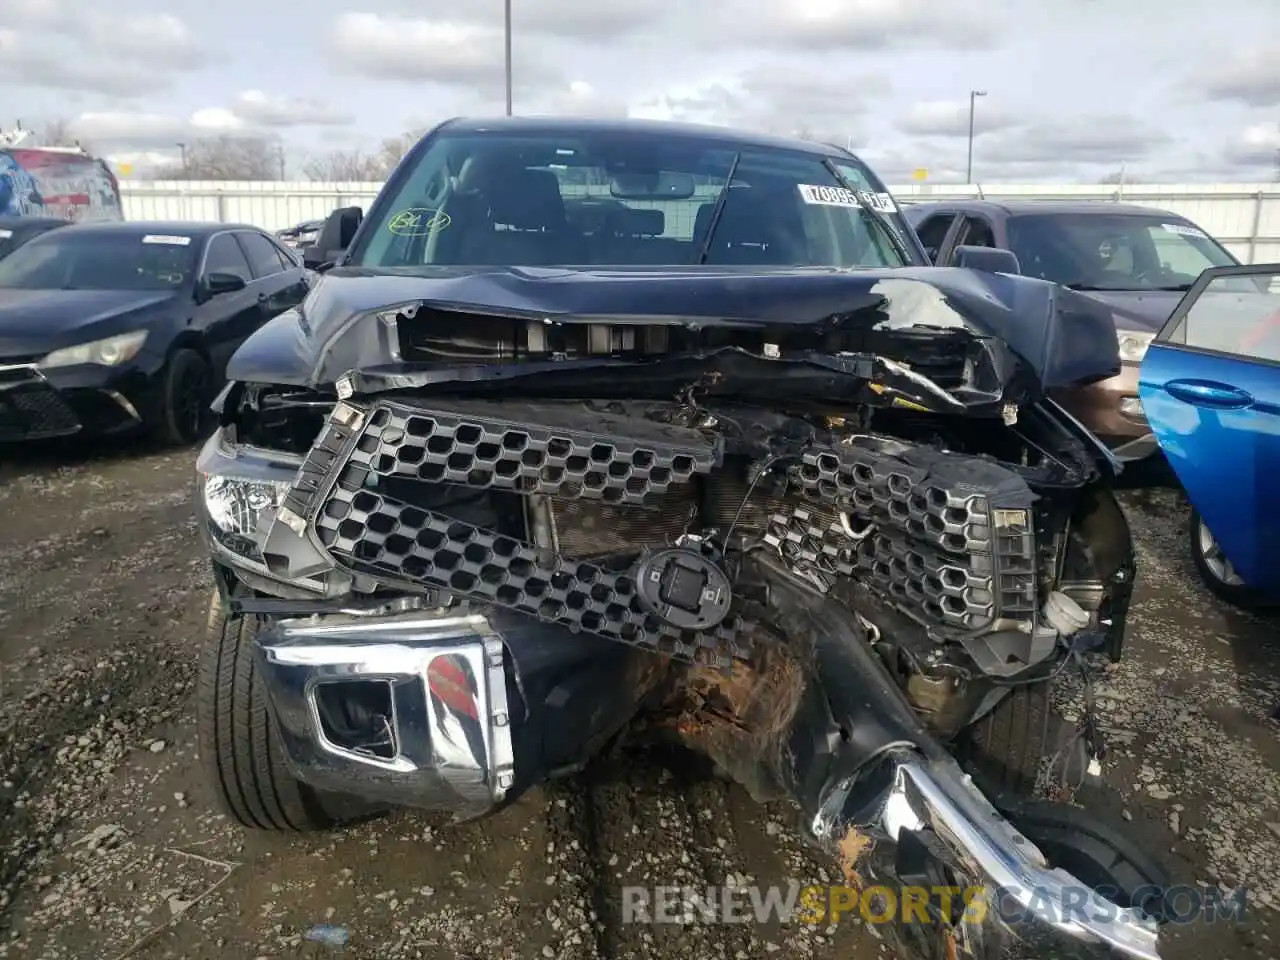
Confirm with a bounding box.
[204,271,247,296]
[303,206,363,271]
[953,244,1021,275]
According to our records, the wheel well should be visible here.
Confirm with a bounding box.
[168,332,210,365]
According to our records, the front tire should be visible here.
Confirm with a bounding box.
[962,680,1067,799]
[196,590,382,831]
[1189,508,1266,609]
[153,348,212,446]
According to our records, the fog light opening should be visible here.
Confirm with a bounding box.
[314,679,396,760]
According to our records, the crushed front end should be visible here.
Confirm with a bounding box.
[198,267,1159,959]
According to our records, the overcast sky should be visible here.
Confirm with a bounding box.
[2,0,1278,183]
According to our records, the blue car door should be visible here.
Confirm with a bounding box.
[1138,263,1280,589]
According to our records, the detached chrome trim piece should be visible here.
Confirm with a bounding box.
[817,749,1161,960]
[256,610,515,821]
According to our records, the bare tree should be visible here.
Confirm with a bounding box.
[162,136,283,181]
[1097,170,1126,184]
[302,149,385,182]
[376,127,429,177]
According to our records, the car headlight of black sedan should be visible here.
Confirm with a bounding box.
[39,330,147,369]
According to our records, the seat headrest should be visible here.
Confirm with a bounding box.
[486,168,566,231]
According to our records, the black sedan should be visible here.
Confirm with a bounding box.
[0,220,310,445]
[0,215,70,261]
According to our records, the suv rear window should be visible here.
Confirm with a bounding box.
[352,130,909,270]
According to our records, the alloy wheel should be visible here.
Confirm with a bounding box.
[1196,517,1244,587]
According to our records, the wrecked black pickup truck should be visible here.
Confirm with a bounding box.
[194,117,1167,960]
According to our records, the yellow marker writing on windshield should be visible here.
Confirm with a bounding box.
[388,208,451,236]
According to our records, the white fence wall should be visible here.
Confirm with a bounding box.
[119,181,1280,264]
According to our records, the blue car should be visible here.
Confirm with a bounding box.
[1138,263,1280,607]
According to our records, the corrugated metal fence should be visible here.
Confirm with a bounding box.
[119,181,1280,264]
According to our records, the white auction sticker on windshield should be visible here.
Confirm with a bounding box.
[798,184,860,207]
[142,234,192,245]
[859,190,898,213]
[1160,222,1208,239]
[0,229,12,239]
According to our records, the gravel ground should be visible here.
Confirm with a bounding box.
[0,439,1277,960]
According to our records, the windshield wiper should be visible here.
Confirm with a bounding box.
[694,152,742,265]
[821,160,913,266]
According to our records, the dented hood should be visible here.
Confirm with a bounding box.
[226,264,1120,412]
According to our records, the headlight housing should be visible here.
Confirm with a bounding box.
[39,330,147,369]
[196,430,341,595]
[1117,331,1154,363]
[199,472,293,566]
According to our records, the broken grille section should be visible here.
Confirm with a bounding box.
[339,399,719,506]
[779,441,1038,631]
[314,485,747,667]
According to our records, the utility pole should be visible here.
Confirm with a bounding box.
[966,90,986,184]
[504,0,513,116]
[276,143,286,180]
[176,142,187,175]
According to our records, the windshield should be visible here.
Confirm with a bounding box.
[351,130,911,270]
[1006,213,1236,291]
[0,230,197,291]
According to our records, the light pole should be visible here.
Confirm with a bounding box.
[966,90,986,184]
[176,141,187,175]
[504,0,512,116]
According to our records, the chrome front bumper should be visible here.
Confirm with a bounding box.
[255,610,515,821]
[816,749,1161,960]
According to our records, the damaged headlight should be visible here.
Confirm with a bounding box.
[196,429,337,593]
[199,472,293,565]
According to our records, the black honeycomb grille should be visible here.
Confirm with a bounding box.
[314,485,747,667]
[339,399,718,506]
[778,440,1037,631]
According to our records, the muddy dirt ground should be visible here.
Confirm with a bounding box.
[0,439,1278,960]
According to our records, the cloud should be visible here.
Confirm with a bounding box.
[328,12,559,88]
[0,30,159,96]
[67,89,352,150]
[628,66,890,144]
[75,12,209,70]
[0,0,64,28]
[896,99,1024,138]
[229,91,353,128]
[0,8,212,96]
[722,0,1003,52]
[860,115,1175,184]
[1199,44,1280,107]
[980,116,1172,165]
[1221,121,1280,169]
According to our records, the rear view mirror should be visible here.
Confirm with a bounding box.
[304,206,363,270]
[609,171,695,201]
[953,245,1021,275]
